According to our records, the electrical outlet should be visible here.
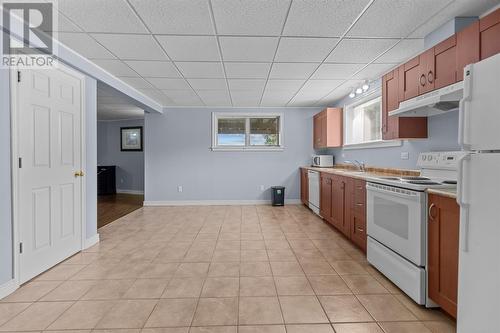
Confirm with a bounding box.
[177,186,183,193]
[401,152,409,160]
[260,185,265,191]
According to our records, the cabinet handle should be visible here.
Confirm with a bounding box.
[420,74,426,86]
[356,226,364,232]
[356,203,364,206]
[428,203,437,221]
[427,71,434,83]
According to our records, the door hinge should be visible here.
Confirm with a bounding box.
[19,243,23,254]
[18,157,22,168]
[17,71,21,83]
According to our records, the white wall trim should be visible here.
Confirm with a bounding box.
[144,199,301,206]
[0,279,18,300]
[84,234,100,250]
[116,189,145,195]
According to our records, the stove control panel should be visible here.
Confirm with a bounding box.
[418,151,467,170]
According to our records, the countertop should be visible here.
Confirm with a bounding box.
[427,188,457,199]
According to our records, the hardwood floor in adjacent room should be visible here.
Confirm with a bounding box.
[97,193,144,228]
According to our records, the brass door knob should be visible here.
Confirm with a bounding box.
[74,170,85,177]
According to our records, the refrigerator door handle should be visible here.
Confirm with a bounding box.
[457,154,471,252]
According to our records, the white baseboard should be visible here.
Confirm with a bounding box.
[84,234,100,249]
[0,279,18,300]
[143,199,301,206]
[116,189,144,195]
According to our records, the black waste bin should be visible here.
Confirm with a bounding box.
[271,186,285,206]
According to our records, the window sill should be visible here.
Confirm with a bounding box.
[342,140,402,150]
[211,146,285,152]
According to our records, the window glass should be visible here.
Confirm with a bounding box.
[217,118,246,146]
[249,117,279,146]
[344,96,381,145]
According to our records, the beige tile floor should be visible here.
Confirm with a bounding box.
[0,204,457,333]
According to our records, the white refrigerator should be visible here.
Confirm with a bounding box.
[457,53,500,332]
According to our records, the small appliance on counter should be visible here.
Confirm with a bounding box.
[312,155,334,167]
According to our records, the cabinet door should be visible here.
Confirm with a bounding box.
[399,56,421,101]
[434,35,457,89]
[331,176,346,234]
[428,194,459,318]
[320,174,332,222]
[419,48,435,94]
[480,8,500,60]
[300,169,309,205]
[457,21,480,81]
[382,69,400,140]
[319,113,328,148]
[342,177,353,237]
[313,115,321,148]
[350,214,366,252]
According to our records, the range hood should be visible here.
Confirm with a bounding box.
[389,81,463,117]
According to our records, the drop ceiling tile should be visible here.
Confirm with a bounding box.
[347,0,451,38]
[274,38,339,62]
[269,63,319,79]
[320,80,365,105]
[311,63,365,79]
[157,36,220,61]
[261,91,296,107]
[283,0,371,36]
[147,78,192,90]
[211,0,291,35]
[351,63,397,80]
[288,90,324,106]
[197,90,232,106]
[93,59,138,76]
[53,14,83,32]
[265,80,305,91]
[138,89,174,105]
[374,39,424,63]
[219,37,279,62]
[230,90,263,106]
[162,90,204,106]
[228,79,266,91]
[301,79,345,94]
[125,60,181,78]
[58,0,148,33]
[118,77,155,89]
[326,38,398,63]
[92,34,167,60]
[129,0,214,34]
[224,63,271,79]
[188,78,227,90]
[175,62,225,78]
[409,0,499,38]
[57,33,116,59]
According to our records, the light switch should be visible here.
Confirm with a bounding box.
[401,152,409,160]
[178,186,183,192]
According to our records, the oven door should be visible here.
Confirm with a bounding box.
[366,182,426,266]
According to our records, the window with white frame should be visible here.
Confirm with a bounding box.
[344,95,382,146]
[212,113,283,151]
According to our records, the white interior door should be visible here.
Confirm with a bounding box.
[15,64,84,283]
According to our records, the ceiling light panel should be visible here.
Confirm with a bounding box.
[224,63,272,79]
[125,61,181,78]
[219,37,279,62]
[58,0,148,33]
[92,34,167,60]
[283,0,371,36]
[274,38,339,62]
[156,36,221,61]
[326,38,397,63]
[211,0,291,35]
[129,0,214,34]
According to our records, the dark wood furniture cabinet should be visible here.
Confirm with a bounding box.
[97,165,116,195]
[300,168,309,205]
[350,179,367,252]
[399,56,421,101]
[457,21,480,81]
[428,193,460,318]
[313,108,342,149]
[480,8,500,60]
[331,175,349,237]
[320,173,332,220]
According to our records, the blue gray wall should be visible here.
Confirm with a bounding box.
[0,33,13,285]
[97,119,145,193]
[317,79,460,169]
[145,107,321,203]
[85,77,98,240]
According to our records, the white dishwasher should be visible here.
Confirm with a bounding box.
[307,170,320,215]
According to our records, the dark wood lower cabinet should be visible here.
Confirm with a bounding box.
[428,194,460,318]
[300,168,309,205]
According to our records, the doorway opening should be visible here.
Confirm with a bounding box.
[96,83,145,228]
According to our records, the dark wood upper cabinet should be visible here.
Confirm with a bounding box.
[480,8,500,60]
[419,48,436,94]
[457,21,480,81]
[433,35,458,89]
[428,194,460,318]
[313,108,342,149]
[399,56,421,101]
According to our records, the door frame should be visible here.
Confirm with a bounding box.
[10,63,87,286]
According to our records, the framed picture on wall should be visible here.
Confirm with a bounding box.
[120,126,143,151]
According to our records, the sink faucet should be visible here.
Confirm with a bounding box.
[345,160,366,172]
